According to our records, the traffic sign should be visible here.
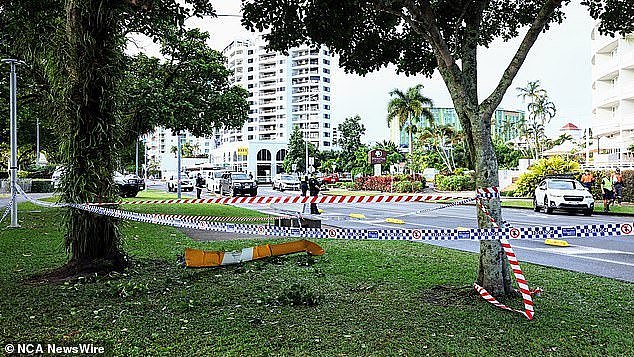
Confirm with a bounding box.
[509,228,521,239]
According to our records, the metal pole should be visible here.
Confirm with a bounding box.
[144,139,148,179]
[3,59,22,228]
[36,117,40,166]
[177,132,182,199]
[135,138,139,176]
[305,138,309,176]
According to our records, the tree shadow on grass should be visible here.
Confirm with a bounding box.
[419,285,480,307]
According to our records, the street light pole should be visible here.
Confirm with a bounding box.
[2,58,24,228]
[177,132,182,199]
[135,137,139,176]
[36,117,40,166]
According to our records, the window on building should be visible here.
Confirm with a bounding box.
[323,141,330,147]
[323,50,329,56]
[248,84,254,89]
[248,58,253,63]
[324,132,330,137]
[279,69,284,73]
[323,68,330,74]
[248,67,253,72]
[324,122,330,127]
[248,127,254,131]
[323,77,330,83]
[323,59,330,65]
[248,75,253,80]
[323,86,330,92]
[248,135,254,140]
[324,105,330,110]
[279,60,284,64]
[248,50,253,55]
[278,87,285,91]
[323,95,330,101]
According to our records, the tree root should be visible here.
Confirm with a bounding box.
[25,255,128,284]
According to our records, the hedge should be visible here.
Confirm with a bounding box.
[435,174,475,191]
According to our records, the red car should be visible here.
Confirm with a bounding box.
[321,173,339,184]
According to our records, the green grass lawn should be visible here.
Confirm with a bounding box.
[1,202,633,355]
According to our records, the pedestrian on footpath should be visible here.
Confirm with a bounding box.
[581,170,595,191]
[195,173,205,199]
[612,168,625,206]
[308,175,321,214]
[601,172,614,212]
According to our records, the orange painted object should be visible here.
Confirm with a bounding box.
[185,240,324,268]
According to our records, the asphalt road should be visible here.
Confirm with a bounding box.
[97,182,634,282]
[241,185,634,283]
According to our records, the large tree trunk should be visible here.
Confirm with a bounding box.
[61,0,125,271]
[471,110,514,296]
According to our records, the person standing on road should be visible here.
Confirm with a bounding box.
[308,175,320,214]
[581,170,595,191]
[195,173,205,199]
[612,168,625,206]
[300,176,309,197]
[601,172,614,212]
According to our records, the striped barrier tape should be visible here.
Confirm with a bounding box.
[20,192,628,241]
[146,213,283,223]
[0,195,13,223]
[474,197,539,320]
[86,191,497,206]
[15,186,631,241]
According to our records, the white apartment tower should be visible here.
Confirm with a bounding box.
[220,37,333,148]
[591,26,634,165]
[210,37,333,180]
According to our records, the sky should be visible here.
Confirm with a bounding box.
[130,1,595,143]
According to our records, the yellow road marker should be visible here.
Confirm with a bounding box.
[385,218,405,224]
[456,227,470,230]
[545,239,570,247]
[349,213,366,219]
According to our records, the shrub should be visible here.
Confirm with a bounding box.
[514,156,580,196]
[393,181,423,193]
[435,174,475,191]
[31,179,54,193]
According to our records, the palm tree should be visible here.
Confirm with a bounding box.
[528,95,556,156]
[386,84,434,155]
[516,80,545,105]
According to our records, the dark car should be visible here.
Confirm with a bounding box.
[220,172,258,197]
[114,172,141,198]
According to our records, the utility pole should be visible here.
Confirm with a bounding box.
[305,136,309,176]
[135,137,139,176]
[2,59,24,228]
[177,132,182,199]
[36,117,40,166]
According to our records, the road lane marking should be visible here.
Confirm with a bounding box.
[513,245,634,268]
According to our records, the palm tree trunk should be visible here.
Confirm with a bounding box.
[61,0,125,271]
[408,128,413,156]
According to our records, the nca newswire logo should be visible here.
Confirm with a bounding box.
[5,343,105,354]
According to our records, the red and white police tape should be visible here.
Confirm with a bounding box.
[474,197,541,320]
[87,190,497,206]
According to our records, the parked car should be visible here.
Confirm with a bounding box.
[533,178,594,216]
[272,174,301,191]
[206,170,227,193]
[220,172,257,196]
[321,173,339,185]
[167,174,194,192]
[126,174,145,191]
[114,172,143,197]
[53,166,142,197]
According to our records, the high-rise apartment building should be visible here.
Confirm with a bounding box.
[209,37,333,180]
[591,26,634,165]
[144,36,334,181]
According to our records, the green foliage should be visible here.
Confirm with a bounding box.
[283,127,317,173]
[386,85,433,154]
[514,156,580,196]
[337,115,366,172]
[494,139,523,169]
[393,181,424,193]
[350,145,372,176]
[30,179,54,193]
[435,174,475,191]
